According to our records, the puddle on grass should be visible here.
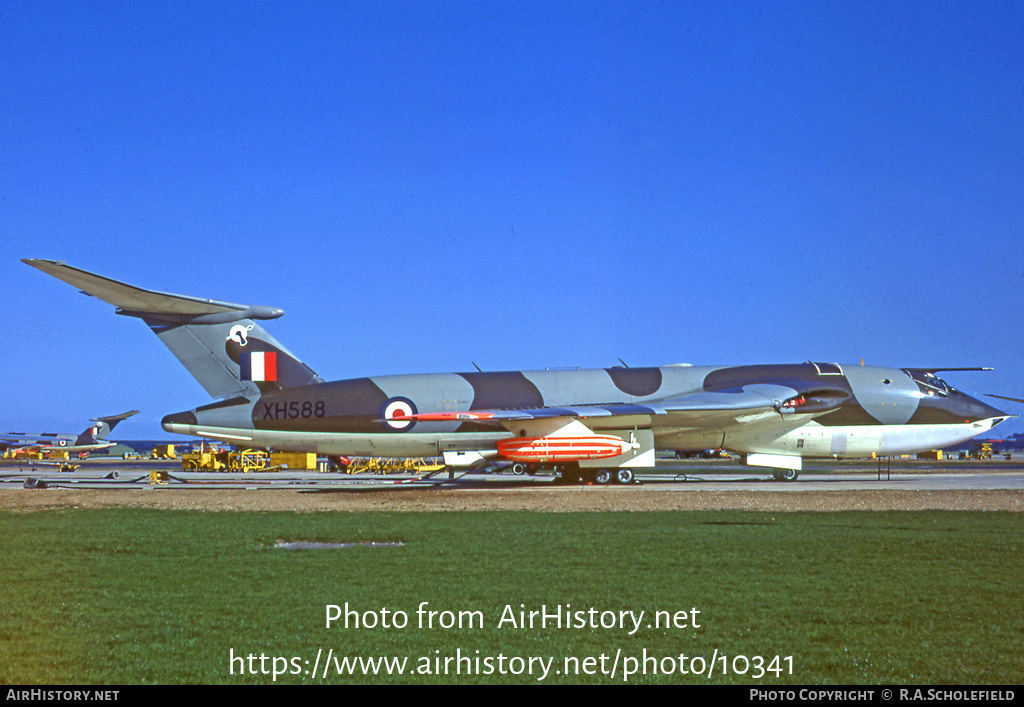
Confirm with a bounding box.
[273,540,405,550]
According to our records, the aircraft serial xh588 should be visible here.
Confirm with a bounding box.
[24,259,1010,483]
[2,410,138,458]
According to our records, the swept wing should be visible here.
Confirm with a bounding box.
[397,383,850,430]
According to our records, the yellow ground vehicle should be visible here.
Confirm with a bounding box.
[970,442,994,460]
[151,444,177,459]
[229,449,268,472]
[343,457,445,474]
[180,451,227,471]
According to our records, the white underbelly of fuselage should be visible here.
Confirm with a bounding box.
[723,418,1002,459]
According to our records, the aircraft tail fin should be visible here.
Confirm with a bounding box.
[76,410,139,444]
[23,260,322,399]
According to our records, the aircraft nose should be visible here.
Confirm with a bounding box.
[961,394,1010,424]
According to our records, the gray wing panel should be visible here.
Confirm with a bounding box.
[417,385,796,432]
[473,385,793,419]
[656,384,796,411]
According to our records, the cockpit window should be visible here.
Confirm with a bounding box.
[903,370,953,397]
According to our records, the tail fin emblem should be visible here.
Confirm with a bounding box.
[228,324,255,346]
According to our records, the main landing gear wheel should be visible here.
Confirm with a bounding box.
[772,468,799,481]
[614,468,635,485]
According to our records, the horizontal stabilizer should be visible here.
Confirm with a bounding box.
[91,410,139,425]
[22,259,281,321]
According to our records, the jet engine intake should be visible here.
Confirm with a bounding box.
[776,389,850,414]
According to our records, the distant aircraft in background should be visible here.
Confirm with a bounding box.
[23,259,1011,483]
[1,410,139,458]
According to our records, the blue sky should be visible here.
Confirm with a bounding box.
[2,1,1022,439]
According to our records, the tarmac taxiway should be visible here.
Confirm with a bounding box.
[3,457,1023,492]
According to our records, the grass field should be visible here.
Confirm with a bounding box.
[0,509,1020,684]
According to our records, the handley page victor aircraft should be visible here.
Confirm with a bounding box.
[2,410,138,457]
[24,259,1010,483]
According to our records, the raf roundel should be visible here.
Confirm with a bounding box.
[381,397,418,432]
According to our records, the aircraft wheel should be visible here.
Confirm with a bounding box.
[594,468,612,485]
[614,468,635,484]
[511,462,527,475]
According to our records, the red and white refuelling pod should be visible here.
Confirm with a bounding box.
[496,434,631,462]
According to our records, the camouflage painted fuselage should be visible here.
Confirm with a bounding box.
[161,362,1007,468]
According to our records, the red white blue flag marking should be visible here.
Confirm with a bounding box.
[242,351,277,382]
